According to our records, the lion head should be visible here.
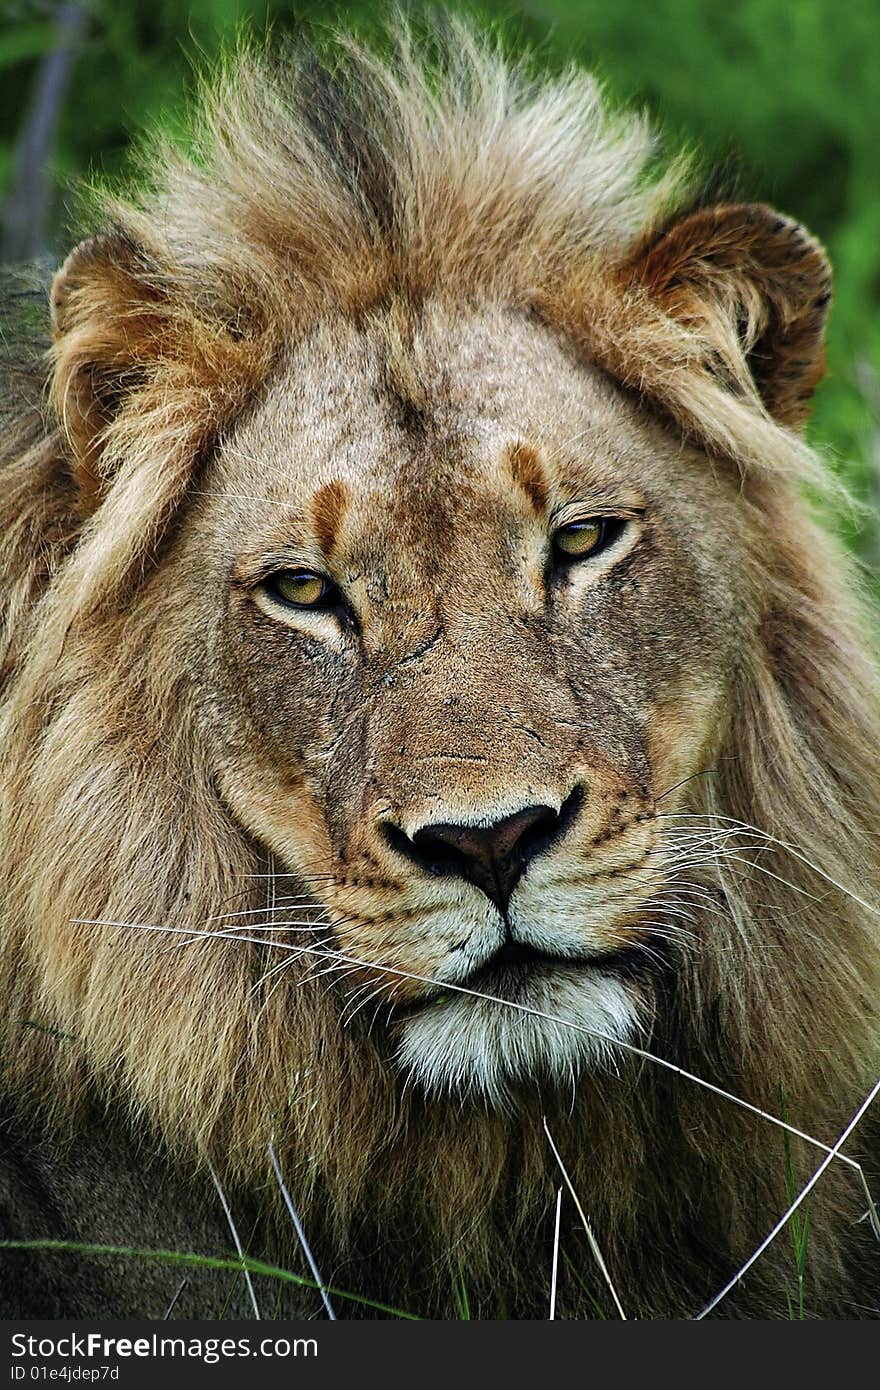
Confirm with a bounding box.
[2,24,879,1317]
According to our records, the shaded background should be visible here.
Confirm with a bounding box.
[2,0,879,562]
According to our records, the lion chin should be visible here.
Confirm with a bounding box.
[394,963,639,1104]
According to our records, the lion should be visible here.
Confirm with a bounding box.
[1,22,879,1320]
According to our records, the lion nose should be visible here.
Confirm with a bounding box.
[391,793,581,912]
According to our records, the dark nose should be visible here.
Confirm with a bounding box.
[388,791,581,912]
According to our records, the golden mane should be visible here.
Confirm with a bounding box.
[1,21,879,1317]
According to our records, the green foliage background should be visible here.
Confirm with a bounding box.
[2,0,879,560]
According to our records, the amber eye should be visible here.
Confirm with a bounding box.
[264,569,334,609]
[553,517,623,560]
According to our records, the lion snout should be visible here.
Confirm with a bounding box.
[379,787,584,913]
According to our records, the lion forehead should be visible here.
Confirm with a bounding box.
[207,304,693,549]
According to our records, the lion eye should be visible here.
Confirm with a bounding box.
[553,518,621,560]
[265,569,333,609]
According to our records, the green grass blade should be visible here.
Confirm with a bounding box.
[0,1238,420,1319]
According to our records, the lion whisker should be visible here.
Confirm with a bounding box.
[251,948,323,998]
[224,922,330,934]
[634,921,698,951]
[659,812,880,916]
[639,902,700,925]
[706,850,827,901]
[648,837,829,903]
[261,952,357,1010]
[321,964,366,997]
[629,941,677,969]
[208,903,326,923]
[240,871,339,882]
[159,920,332,957]
[652,886,720,912]
[340,982,385,1029]
[655,768,718,802]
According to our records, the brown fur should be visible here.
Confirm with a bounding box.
[1,22,879,1319]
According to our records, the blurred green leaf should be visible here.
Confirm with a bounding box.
[0,22,55,71]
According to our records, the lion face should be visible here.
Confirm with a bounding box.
[166,304,748,1099]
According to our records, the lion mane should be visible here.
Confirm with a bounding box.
[1,22,879,1319]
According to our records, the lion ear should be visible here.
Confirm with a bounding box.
[625,203,832,429]
[50,233,168,504]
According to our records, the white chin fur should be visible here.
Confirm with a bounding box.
[394,966,639,1105]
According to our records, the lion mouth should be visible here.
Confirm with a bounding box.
[469,939,644,990]
[397,939,645,1016]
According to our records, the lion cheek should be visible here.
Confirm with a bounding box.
[643,685,729,803]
